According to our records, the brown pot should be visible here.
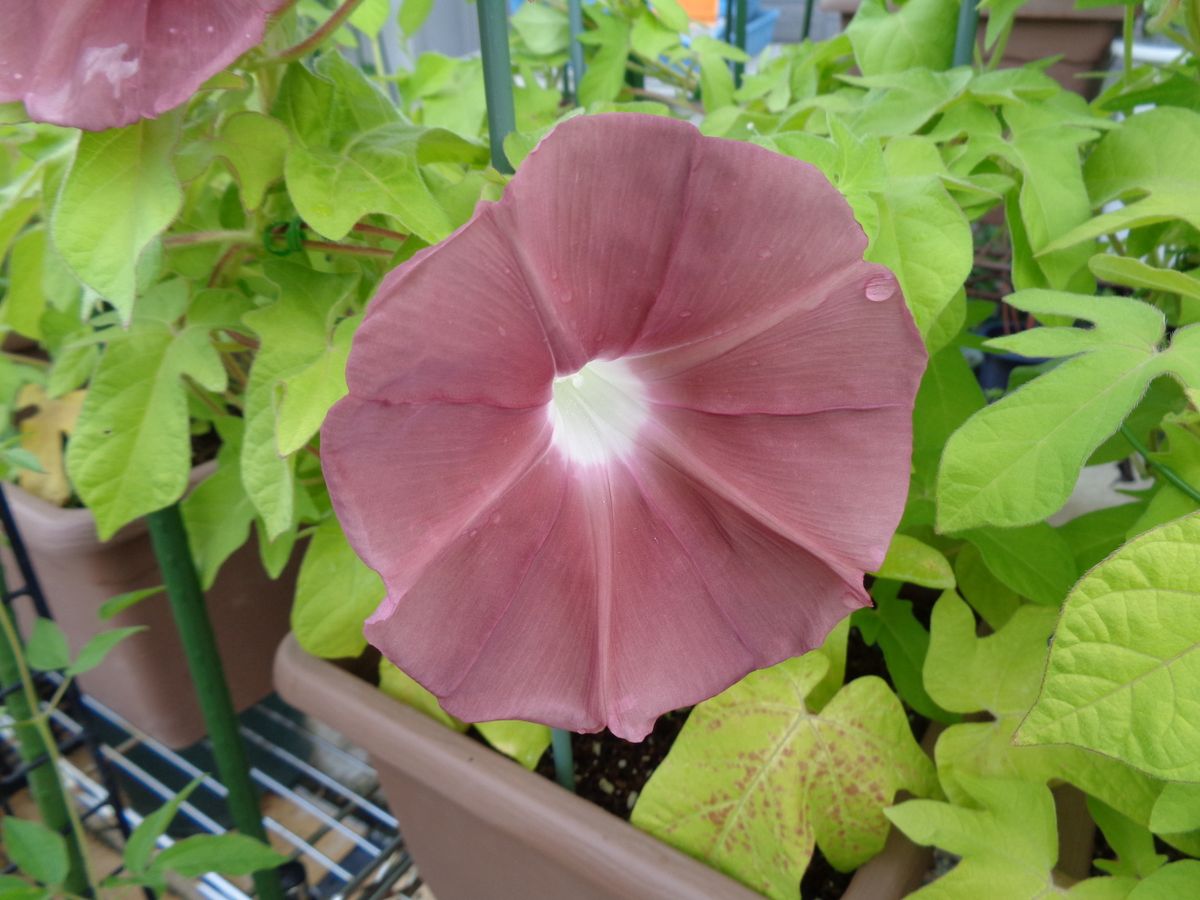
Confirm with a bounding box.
[3,468,298,749]
[820,0,1124,99]
[274,634,935,900]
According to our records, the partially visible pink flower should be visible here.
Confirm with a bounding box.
[0,1,282,131]
[322,114,926,741]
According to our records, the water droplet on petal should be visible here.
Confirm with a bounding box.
[757,249,772,260]
[497,325,507,336]
[678,310,693,319]
[865,273,897,302]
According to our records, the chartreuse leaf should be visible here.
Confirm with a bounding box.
[960,523,1078,606]
[854,583,957,723]
[67,287,227,538]
[926,591,1162,826]
[1059,502,1148,572]
[1017,511,1200,781]
[242,261,356,539]
[51,114,182,322]
[1128,862,1200,898]
[1,818,68,886]
[274,313,359,456]
[887,776,1129,899]
[276,53,484,241]
[631,653,936,897]
[212,112,287,211]
[1150,782,1200,834]
[871,534,955,589]
[866,175,972,346]
[1090,255,1200,303]
[1089,797,1167,879]
[578,9,631,106]
[953,542,1021,629]
[380,659,467,731]
[911,344,985,493]
[379,659,552,769]
[398,0,435,36]
[182,420,254,589]
[936,290,1198,532]
[473,720,552,771]
[1046,107,1200,252]
[292,517,385,659]
[1129,415,1200,536]
[845,0,958,76]
[1004,102,1099,294]
[512,3,568,55]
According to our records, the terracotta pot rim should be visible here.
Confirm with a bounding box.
[3,460,217,547]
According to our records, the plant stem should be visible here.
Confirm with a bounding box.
[733,0,748,87]
[0,597,93,895]
[567,0,585,103]
[550,728,576,792]
[1123,3,1135,79]
[277,0,367,62]
[302,238,393,259]
[476,0,517,174]
[351,222,408,241]
[1121,424,1200,504]
[146,504,284,900]
[162,230,255,248]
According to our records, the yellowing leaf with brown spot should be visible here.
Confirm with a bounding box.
[17,384,85,505]
[631,653,937,898]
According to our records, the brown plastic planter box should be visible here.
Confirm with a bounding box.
[821,0,1123,99]
[275,634,935,900]
[3,470,297,748]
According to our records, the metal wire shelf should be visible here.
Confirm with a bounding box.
[4,684,422,900]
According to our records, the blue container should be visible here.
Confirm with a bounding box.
[721,0,780,58]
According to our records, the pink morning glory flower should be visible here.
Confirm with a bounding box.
[0,1,282,131]
[322,114,926,741]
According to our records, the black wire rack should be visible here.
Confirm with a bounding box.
[0,486,423,900]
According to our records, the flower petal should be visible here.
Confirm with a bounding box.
[626,126,873,356]
[0,1,280,131]
[493,114,698,370]
[629,263,922,416]
[321,397,553,598]
[642,403,915,573]
[346,211,556,408]
[363,446,867,742]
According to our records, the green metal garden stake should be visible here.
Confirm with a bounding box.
[475,0,517,174]
[146,504,284,900]
[474,0,577,793]
[568,0,586,103]
[953,0,979,67]
[733,0,749,87]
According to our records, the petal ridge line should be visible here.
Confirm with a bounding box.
[626,262,869,368]
[438,463,573,698]
[620,128,701,356]
[637,420,874,599]
[619,458,760,665]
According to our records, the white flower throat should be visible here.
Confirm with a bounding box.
[548,359,650,466]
